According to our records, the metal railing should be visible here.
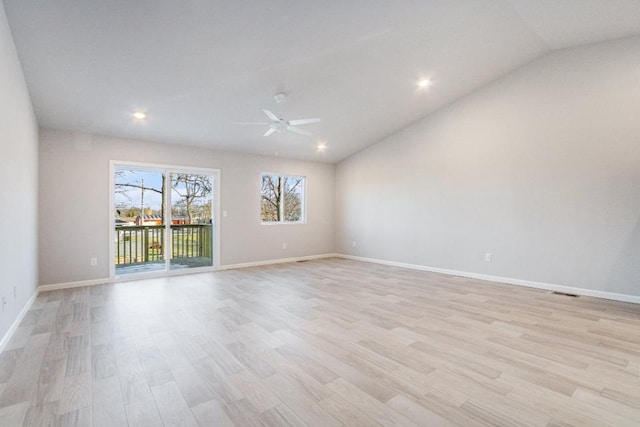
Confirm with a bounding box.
[114,224,212,265]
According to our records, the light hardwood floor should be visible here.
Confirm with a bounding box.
[0,258,638,426]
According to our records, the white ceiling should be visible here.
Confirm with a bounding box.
[4,0,640,163]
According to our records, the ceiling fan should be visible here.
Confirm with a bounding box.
[234,109,321,137]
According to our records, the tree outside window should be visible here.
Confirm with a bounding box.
[261,174,305,223]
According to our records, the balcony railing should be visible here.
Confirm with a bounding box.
[114,224,212,265]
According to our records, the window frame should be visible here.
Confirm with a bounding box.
[260,172,307,225]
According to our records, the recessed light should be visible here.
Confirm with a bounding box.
[316,142,327,152]
[417,79,431,89]
[132,111,146,120]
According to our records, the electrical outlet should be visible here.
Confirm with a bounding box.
[485,252,492,262]
[282,243,287,250]
[90,257,98,266]
[352,241,357,248]
[13,286,16,300]
[222,210,228,217]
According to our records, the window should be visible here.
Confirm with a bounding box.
[261,173,305,223]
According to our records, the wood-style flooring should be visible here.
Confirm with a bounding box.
[0,258,639,426]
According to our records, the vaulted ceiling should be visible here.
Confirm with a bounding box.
[5,0,640,162]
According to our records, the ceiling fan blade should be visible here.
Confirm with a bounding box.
[264,128,276,136]
[263,110,280,122]
[288,118,321,126]
[232,122,269,125]
[286,126,312,136]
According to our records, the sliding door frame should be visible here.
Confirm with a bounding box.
[109,160,221,282]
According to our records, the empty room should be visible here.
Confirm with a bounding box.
[1,1,639,426]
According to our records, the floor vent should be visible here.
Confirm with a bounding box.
[552,291,579,298]
[297,260,309,263]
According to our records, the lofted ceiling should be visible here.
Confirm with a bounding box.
[4,0,640,163]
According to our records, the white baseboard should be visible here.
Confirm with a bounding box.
[219,253,340,271]
[337,254,640,304]
[36,253,636,305]
[37,254,341,290]
[0,291,38,354]
[38,277,109,293]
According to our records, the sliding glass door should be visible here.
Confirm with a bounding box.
[169,172,214,270]
[113,167,167,275]
[111,162,219,279]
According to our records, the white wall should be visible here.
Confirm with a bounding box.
[39,129,335,286]
[0,2,39,341]
[336,36,640,298]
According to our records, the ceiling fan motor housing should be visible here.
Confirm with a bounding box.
[271,120,286,132]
